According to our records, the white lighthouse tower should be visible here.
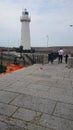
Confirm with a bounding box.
[20,9,31,50]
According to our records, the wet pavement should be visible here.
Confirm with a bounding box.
[0,60,73,130]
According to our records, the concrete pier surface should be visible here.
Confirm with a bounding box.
[0,60,73,130]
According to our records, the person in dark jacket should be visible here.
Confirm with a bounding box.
[64,54,68,64]
[50,51,54,64]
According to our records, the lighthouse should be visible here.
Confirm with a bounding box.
[20,9,31,50]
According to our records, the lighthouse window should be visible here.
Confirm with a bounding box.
[25,11,28,15]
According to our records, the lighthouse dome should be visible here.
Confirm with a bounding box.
[22,9,29,15]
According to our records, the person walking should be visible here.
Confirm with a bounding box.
[64,53,68,64]
[58,48,64,63]
[50,51,54,64]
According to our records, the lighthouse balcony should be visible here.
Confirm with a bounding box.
[20,16,31,22]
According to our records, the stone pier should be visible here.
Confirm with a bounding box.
[0,59,73,129]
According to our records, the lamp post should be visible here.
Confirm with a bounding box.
[69,25,73,57]
[18,40,20,48]
[46,35,49,47]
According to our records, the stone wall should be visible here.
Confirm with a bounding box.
[67,57,73,68]
[32,53,48,64]
[32,46,73,53]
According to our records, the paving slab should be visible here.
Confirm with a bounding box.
[0,121,26,130]
[0,103,17,116]
[0,90,19,104]
[11,94,56,114]
[12,108,37,121]
[48,87,73,104]
[40,114,73,130]
[53,102,73,121]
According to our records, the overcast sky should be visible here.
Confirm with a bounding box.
[0,0,73,47]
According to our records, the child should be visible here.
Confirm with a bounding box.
[64,54,68,64]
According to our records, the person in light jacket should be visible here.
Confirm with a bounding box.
[58,48,64,63]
